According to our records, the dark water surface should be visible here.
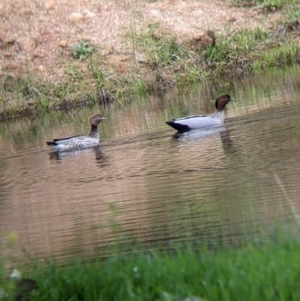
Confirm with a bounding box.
[1,66,300,262]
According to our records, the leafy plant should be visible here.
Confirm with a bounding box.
[71,41,95,60]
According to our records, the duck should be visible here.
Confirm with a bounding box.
[46,113,105,151]
[166,94,234,132]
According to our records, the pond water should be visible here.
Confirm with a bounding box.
[1,66,300,263]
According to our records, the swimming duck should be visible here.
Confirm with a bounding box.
[166,94,234,132]
[46,113,105,151]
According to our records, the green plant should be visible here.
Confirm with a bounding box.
[233,0,296,10]
[234,27,268,51]
[72,41,95,60]
[205,37,231,62]
[261,0,282,11]
[65,64,83,81]
[231,0,256,7]
[259,43,299,68]
[133,77,147,98]
[137,23,187,66]
[286,8,300,21]
[282,8,300,31]
[88,63,107,88]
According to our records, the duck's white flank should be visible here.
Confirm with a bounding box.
[46,113,105,151]
[166,94,234,132]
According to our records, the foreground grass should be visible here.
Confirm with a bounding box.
[0,0,300,119]
[2,234,300,301]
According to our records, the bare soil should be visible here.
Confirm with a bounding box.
[0,0,281,84]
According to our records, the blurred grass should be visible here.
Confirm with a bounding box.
[1,232,300,301]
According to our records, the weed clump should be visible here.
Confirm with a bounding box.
[72,41,95,60]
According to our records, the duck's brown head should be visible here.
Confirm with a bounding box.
[215,94,234,111]
[90,113,106,126]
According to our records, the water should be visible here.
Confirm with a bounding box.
[1,66,300,262]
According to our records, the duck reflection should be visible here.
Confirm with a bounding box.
[173,126,233,148]
[48,145,107,167]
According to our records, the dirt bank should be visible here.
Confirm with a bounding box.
[0,0,280,82]
[0,0,299,119]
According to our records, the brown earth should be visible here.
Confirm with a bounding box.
[0,0,282,84]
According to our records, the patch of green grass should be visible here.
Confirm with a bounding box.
[254,43,299,70]
[2,234,300,301]
[136,23,188,67]
[281,8,300,31]
[259,0,298,11]
[209,26,268,60]
[286,7,300,21]
[232,0,297,9]
[88,63,107,89]
[64,64,84,81]
[176,64,204,86]
[231,0,256,7]
[205,36,230,62]
[260,0,284,11]
[234,27,268,50]
[0,72,103,120]
[71,40,95,60]
[133,77,148,98]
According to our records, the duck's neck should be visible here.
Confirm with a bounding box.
[211,109,225,123]
[88,125,99,139]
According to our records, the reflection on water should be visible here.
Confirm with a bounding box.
[49,146,106,165]
[1,66,300,262]
[173,126,233,149]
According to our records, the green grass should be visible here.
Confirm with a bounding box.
[259,0,298,11]
[281,7,300,32]
[135,23,188,67]
[232,0,298,9]
[2,233,300,301]
[253,43,299,70]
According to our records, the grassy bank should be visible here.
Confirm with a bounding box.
[1,0,300,119]
[1,233,300,301]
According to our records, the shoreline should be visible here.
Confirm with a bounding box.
[0,0,299,119]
